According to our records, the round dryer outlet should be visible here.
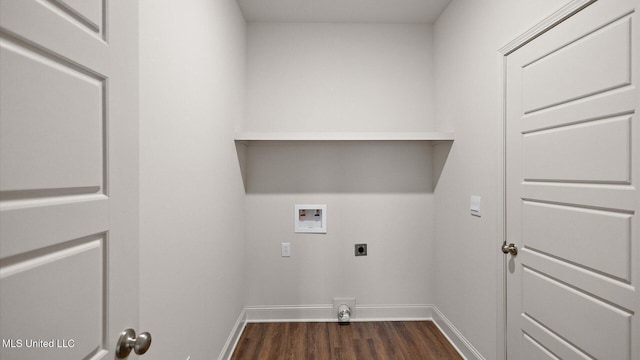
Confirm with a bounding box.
[355,243,367,256]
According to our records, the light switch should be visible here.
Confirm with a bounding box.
[281,242,291,257]
[470,196,481,217]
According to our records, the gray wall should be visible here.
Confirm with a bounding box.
[139,1,247,359]
[246,22,435,132]
[243,23,437,310]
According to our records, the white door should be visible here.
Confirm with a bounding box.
[0,1,139,359]
[505,0,639,359]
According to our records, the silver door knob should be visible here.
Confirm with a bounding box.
[501,243,518,256]
[116,328,152,358]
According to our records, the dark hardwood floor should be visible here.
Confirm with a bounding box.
[230,321,463,360]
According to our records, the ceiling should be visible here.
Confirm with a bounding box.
[236,0,453,24]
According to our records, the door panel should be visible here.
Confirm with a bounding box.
[522,116,631,183]
[0,0,138,359]
[1,235,104,360]
[505,0,639,359]
[522,268,631,359]
[522,16,631,113]
[0,36,105,192]
[0,0,108,73]
[521,319,590,360]
[522,201,631,281]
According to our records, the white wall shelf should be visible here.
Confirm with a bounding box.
[234,131,454,193]
[234,131,454,142]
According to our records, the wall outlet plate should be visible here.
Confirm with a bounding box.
[355,243,367,256]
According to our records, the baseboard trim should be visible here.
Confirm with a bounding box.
[218,308,247,360]
[355,304,433,321]
[245,304,334,322]
[244,304,434,323]
[431,306,485,360]
[228,304,483,360]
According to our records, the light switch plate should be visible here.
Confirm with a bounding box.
[470,195,481,217]
[281,242,291,257]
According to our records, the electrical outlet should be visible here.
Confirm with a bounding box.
[281,242,291,257]
[355,243,367,256]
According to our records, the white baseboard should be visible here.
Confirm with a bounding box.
[218,308,247,360]
[226,304,483,360]
[245,304,334,322]
[245,304,434,322]
[431,306,485,360]
[354,304,433,321]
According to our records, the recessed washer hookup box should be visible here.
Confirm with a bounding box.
[294,204,327,233]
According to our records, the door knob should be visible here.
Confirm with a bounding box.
[501,243,518,256]
[116,328,152,358]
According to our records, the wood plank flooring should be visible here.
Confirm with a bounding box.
[230,321,463,360]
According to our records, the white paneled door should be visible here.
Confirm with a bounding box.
[0,1,139,360]
[505,0,639,359]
